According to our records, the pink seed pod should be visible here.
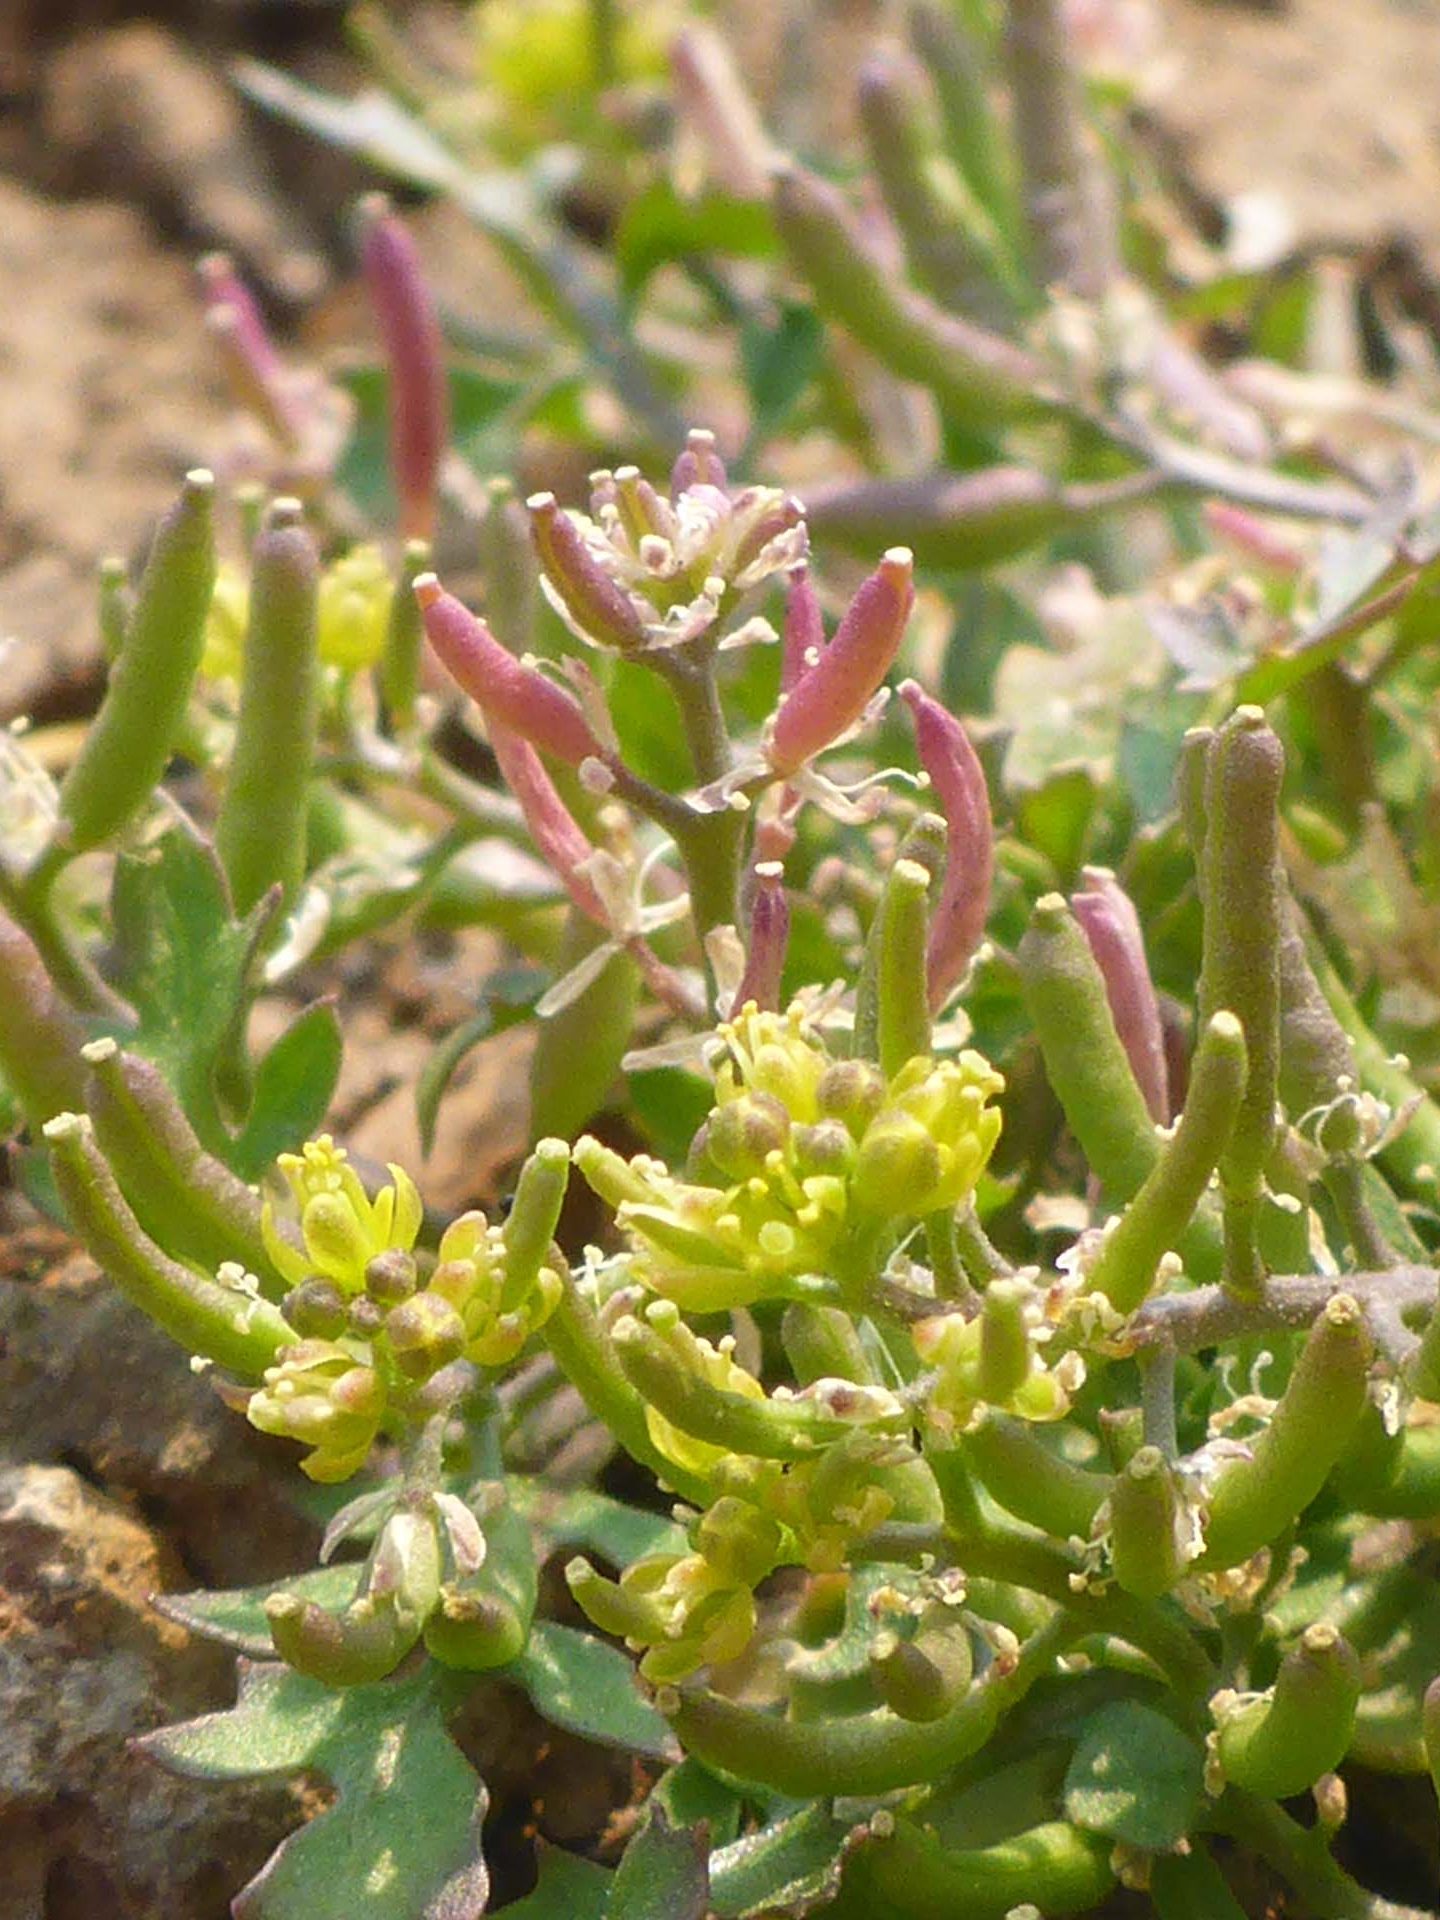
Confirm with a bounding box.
[487,720,608,927]
[670,425,729,496]
[781,565,825,694]
[357,195,448,543]
[767,547,914,777]
[414,574,601,768]
[670,24,775,201]
[528,492,648,651]
[197,252,300,446]
[899,681,994,1011]
[1071,866,1170,1122]
[733,862,791,1012]
[1203,501,1304,578]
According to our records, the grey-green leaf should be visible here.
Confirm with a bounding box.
[1062,1699,1204,1852]
[508,1621,678,1762]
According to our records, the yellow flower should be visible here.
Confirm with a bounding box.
[247,1337,387,1482]
[264,1136,423,1295]
[428,1209,562,1368]
[317,544,393,672]
[202,564,249,683]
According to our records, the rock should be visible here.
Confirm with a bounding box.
[0,1463,295,1918]
[0,1235,318,1587]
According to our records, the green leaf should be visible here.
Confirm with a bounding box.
[651,1759,744,1849]
[1151,1847,1248,1920]
[505,1845,612,1920]
[140,1662,488,1920]
[609,1809,709,1920]
[617,179,776,298]
[151,1563,362,1658]
[508,1621,678,1761]
[628,1067,713,1165]
[109,820,271,1151]
[1013,767,1097,887]
[416,966,546,1155]
[229,1001,343,1180]
[740,304,824,443]
[1062,1699,1204,1851]
[708,1804,856,1919]
[509,1480,687,1566]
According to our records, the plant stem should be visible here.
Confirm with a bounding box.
[1129,1267,1437,1355]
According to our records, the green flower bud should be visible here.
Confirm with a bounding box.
[852,1112,944,1217]
[817,1058,887,1136]
[384,1290,467,1380]
[706,1091,792,1180]
[347,1296,385,1339]
[696,1497,785,1587]
[791,1120,857,1179]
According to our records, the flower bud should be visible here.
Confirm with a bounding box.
[851,1112,945,1217]
[384,1290,467,1381]
[247,1340,386,1482]
[365,1248,417,1306]
[791,1120,857,1179]
[706,1090,792,1180]
[528,491,649,651]
[733,864,791,1014]
[347,1296,385,1339]
[282,1276,349,1339]
[817,1059,887,1137]
[696,1496,784,1587]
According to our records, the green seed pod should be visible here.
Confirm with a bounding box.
[1197,1293,1373,1571]
[1109,1445,1186,1598]
[214,500,321,915]
[564,1556,667,1642]
[964,1413,1110,1541]
[424,1499,537,1672]
[265,1589,418,1688]
[1175,726,1213,865]
[44,1111,290,1376]
[1405,1311,1440,1405]
[1018,894,1159,1201]
[854,816,944,1066]
[384,1289,466,1380]
[874,858,934,1081]
[852,1815,1114,1920]
[1197,709,1285,1299]
[81,1038,281,1296]
[1214,1623,1361,1797]
[976,1280,1030,1405]
[0,910,87,1128]
[1277,901,1359,1117]
[870,1604,974,1723]
[58,469,216,855]
[377,537,429,733]
[782,1302,876,1386]
[1085,1012,1247,1312]
[771,162,1049,424]
[500,1136,570,1311]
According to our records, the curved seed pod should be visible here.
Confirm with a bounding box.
[767,547,914,778]
[528,491,647,651]
[81,1038,281,1295]
[1214,1624,1361,1797]
[900,682,993,1012]
[781,564,824,693]
[1334,1421,1440,1520]
[500,1137,570,1311]
[1018,894,1160,1200]
[1175,725,1213,864]
[670,23,775,201]
[215,501,320,915]
[805,467,1161,570]
[1196,1294,1373,1571]
[378,538,430,733]
[771,164,1049,423]
[852,1815,1114,1920]
[857,49,1015,328]
[44,1112,290,1376]
[964,1413,1110,1541]
[874,857,933,1080]
[357,195,448,543]
[870,1604,974,1723]
[1198,709,1285,1299]
[415,574,601,767]
[1109,1445,1186,1598]
[425,1499,537,1671]
[908,3,1018,234]
[0,910,87,1127]
[1085,1012,1247,1312]
[1071,867,1168,1123]
[612,1310,903,1460]
[58,469,216,855]
[266,1590,419,1687]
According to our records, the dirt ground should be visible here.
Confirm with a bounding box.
[1,0,1439,1913]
